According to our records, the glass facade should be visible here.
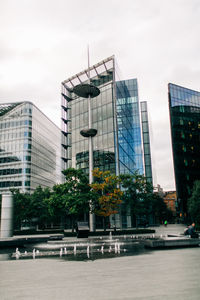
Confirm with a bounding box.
[116,79,143,175]
[168,83,200,214]
[61,56,151,179]
[140,101,153,184]
[0,102,61,193]
[61,56,116,175]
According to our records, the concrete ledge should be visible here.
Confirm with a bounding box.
[0,234,64,248]
[144,237,200,249]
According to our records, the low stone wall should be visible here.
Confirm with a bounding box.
[144,237,200,248]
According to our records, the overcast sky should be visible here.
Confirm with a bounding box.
[1,0,200,191]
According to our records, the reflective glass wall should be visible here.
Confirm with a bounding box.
[0,102,61,193]
[61,56,116,175]
[169,83,200,214]
[61,57,147,178]
[31,104,61,189]
[116,79,144,175]
[140,101,153,183]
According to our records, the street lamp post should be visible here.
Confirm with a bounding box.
[73,84,100,232]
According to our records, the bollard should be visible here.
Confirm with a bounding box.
[0,192,14,238]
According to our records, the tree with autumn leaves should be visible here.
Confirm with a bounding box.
[90,168,123,231]
[12,168,123,232]
[11,167,167,232]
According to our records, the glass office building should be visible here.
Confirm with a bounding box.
[61,56,152,176]
[61,56,152,226]
[0,102,61,193]
[168,83,200,215]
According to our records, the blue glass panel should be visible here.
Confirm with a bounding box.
[116,79,144,175]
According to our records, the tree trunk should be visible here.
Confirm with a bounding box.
[71,216,76,233]
[103,217,106,232]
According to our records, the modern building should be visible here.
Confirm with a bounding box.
[0,102,61,193]
[61,55,153,227]
[163,191,177,217]
[168,83,200,216]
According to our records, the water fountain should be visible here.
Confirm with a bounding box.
[117,243,120,253]
[15,248,20,259]
[87,245,90,258]
[73,244,77,255]
[5,225,199,261]
[10,232,149,261]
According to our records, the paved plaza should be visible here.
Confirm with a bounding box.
[0,224,200,300]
